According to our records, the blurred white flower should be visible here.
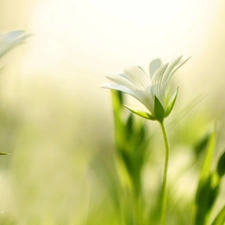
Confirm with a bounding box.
[0,30,29,58]
[101,56,190,121]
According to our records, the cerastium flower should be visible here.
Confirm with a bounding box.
[101,56,190,122]
[101,56,190,225]
[0,30,29,58]
[0,30,29,155]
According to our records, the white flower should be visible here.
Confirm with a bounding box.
[0,30,29,58]
[101,56,190,121]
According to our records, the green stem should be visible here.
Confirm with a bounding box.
[159,121,170,225]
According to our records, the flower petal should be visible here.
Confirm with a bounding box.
[149,58,162,78]
[150,84,166,107]
[0,30,29,58]
[100,83,136,96]
[106,74,137,90]
[162,56,182,84]
[101,83,154,114]
[170,56,191,77]
[152,63,169,86]
[123,66,149,90]
[105,73,154,111]
[101,83,145,104]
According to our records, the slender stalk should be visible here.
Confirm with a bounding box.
[159,121,170,225]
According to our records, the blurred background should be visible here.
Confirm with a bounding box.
[0,0,225,224]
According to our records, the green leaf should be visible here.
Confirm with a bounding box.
[154,96,165,122]
[0,152,9,155]
[193,132,211,157]
[111,90,124,111]
[165,88,179,117]
[125,105,156,120]
[211,205,225,225]
[126,113,133,131]
[195,173,220,222]
[194,125,217,225]
[125,113,134,142]
[111,90,126,149]
[200,126,216,180]
[217,150,225,178]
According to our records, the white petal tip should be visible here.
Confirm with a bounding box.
[99,83,109,88]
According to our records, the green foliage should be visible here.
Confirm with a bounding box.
[193,132,211,158]
[217,150,225,178]
[112,90,149,197]
[211,205,225,225]
[110,91,225,225]
[194,125,225,225]
[111,90,150,224]
[209,151,225,225]
[194,126,217,225]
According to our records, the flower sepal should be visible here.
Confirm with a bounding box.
[125,105,156,120]
[154,96,165,122]
[165,88,179,117]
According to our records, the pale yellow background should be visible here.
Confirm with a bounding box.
[0,0,225,223]
[0,0,224,102]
